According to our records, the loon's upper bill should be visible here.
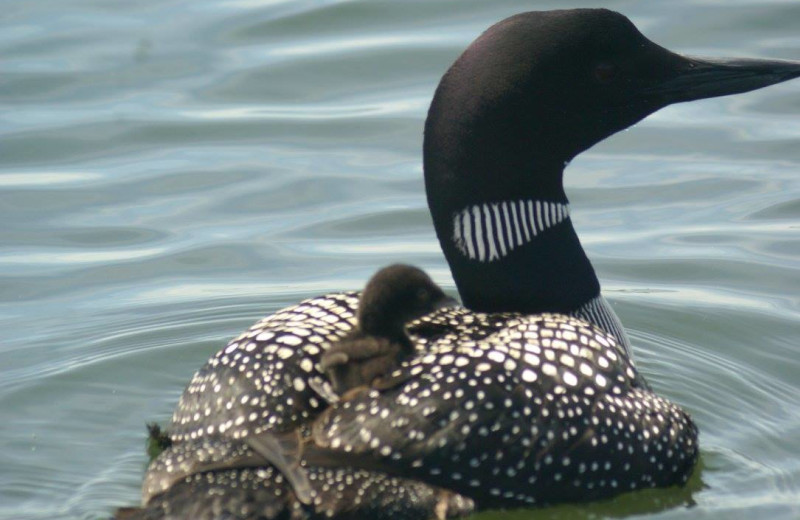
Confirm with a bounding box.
[121,9,800,520]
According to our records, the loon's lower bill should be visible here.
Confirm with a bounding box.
[116,8,800,520]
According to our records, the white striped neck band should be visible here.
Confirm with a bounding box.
[452,199,570,262]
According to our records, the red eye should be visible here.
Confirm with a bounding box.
[594,62,618,83]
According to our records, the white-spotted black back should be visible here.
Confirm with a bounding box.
[313,312,696,507]
[145,291,696,516]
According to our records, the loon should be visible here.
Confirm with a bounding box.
[319,264,456,396]
[119,8,800,520]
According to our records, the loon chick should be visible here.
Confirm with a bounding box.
[123,8,800,518]
[319,264,456,397]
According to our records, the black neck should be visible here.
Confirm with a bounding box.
[429,195,600,314]
[423,78,600,313]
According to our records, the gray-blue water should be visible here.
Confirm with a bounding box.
[1,1,798,519]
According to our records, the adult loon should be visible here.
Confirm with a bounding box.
[119,8,800,520]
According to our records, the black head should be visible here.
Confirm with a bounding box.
[424,8,800,313]
[358,264,456,338]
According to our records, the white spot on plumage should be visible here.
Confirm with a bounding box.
[487,350,505,363]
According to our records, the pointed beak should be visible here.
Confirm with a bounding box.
[646,55,800,104]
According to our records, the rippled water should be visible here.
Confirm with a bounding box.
[2,1,798,519]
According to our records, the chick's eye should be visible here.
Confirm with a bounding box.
[593,62,618,84]
[416,289,430,302]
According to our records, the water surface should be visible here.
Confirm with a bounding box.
[1,1,798,519]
